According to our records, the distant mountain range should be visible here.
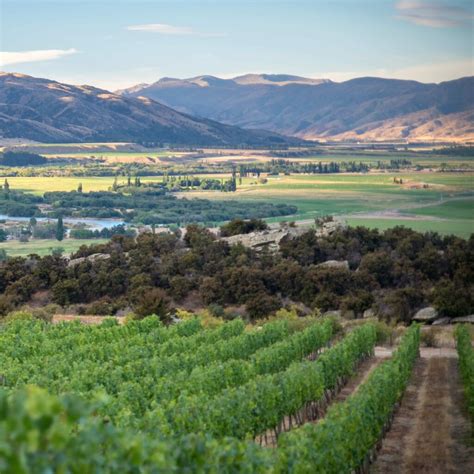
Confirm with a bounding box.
[0,73,300,146]
[119,74,474,142]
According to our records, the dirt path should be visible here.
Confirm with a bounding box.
[333,350,391,404]
[372,350,474,474]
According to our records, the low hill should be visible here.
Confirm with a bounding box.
[119,74,474,142]
[0,72,301,146]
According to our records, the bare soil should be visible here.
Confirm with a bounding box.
[334,353,389,403]
[371,350,474,474]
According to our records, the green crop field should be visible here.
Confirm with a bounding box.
[0,238,108,257]
[0,317,423,472]
[187,172,474,237]
[345,217,473,239]
[1,171,472,237]
[404,197,474,220]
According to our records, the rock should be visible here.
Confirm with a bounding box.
[412,307,438,322]
[322,310,341,319]
[363,309,375,319]
[316,260,349,270]
[432,317,451,326]
[315,219,347,237]
[451,314,474,324]
[220,226,308,251]
[341,310,355,320]
[68,253,111,267]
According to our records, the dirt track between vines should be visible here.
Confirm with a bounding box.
[372,349,474,474]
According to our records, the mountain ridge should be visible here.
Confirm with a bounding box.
[118,74,474,142]
[0,72,302,146]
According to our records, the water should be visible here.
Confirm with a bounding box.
[0,215,125,230]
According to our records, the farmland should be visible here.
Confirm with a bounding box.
[0,238,107,257]
[0,145,472,247]
[1,316,472,472]
[185,172,474,237]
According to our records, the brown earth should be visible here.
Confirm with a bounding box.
[371,350,474,474]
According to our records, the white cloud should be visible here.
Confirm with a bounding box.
[126,23,224,37]
[126,23,194,35]
[395,1,473,28]
[0,48,78,67]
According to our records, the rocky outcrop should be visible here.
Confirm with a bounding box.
[363,309,375,319]
[220,219,346,251]
[68,253,111,267]
[412,307,438,322]
[221,226,308,251]
[316,260,349,270]
[451,315,474,324]
[316,219,347,237]
[432,317,452,326]
[431,318,451,326]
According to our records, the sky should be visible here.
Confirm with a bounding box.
[1,0,473,91]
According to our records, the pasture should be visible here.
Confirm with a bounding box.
[0,238,108,257]
[0,171,472,238]
[187,172,474,237]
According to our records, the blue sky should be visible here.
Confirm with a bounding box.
[1,0,472,90]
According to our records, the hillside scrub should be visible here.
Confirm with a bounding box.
[0,225,472,322]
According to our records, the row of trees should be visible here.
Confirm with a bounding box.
[0,186,294,224]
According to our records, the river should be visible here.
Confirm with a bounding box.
[0,215,126,230]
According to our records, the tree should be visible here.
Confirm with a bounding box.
[50,247,65,257]
[133,287,170,322]
[433,278,473,318]
[56,216,64,241]
[245,293,280,320]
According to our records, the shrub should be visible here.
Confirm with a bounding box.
[421,328,439,348]
[246,294,280,320]
[133,288,171,322]
[2,310,34,324]
[220,218,268,237]
[373,320,394,345]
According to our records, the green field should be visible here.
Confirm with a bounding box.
[186,172,474,237]
[0,176,149,194]
[1,171,472,238]
[0,238,108,257]
[345,217,473,238]
[404,197,474,220]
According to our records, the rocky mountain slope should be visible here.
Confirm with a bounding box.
[0,72,301,145]
[119,74,474,142]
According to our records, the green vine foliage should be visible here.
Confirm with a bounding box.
[276,324,420,473]
[0,317,423,473]
[146,324,375,439]
[455,325,474,427]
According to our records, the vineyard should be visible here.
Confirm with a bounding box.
[0,317,472,473]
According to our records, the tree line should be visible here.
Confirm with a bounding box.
[0,224,471,322]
